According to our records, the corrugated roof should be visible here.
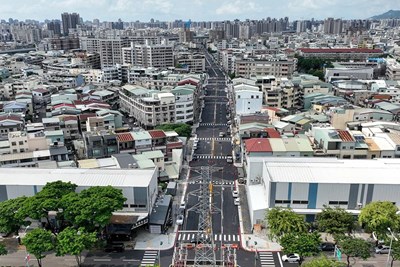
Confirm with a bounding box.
[268,138,287,152]
[264,128,281,138]
[0,168,156,187]
[117,132,134,142]
[148,130,166,139]
[337,130,355,142]
[264,158,400,184]
[245,138,272,153]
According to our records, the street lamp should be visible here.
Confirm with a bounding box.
[387,227,398,267]
[16,225,30,267]
[159,241,163,267]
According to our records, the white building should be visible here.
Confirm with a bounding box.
[246,157,400,226]
[234,83,263,115]
[0,168,158,223]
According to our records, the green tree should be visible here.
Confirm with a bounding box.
[156,123,192,138]
[389,238,400,267]
[0,196,29,235]
[265,207,308,241]
[56,227,97,267]
[316,206,356,237]
[20,181,77,234]
[228,72,236,79]
[23,228,55,267]
[302,255,346,267]
[280,232,321,265]
[63,186,126,232]
[359,201,399,238]
[337,236,371,267]
[0,243,7,255]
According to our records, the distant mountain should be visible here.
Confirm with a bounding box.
[370,10,400,19]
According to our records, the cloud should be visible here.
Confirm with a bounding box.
[215,0,256,15]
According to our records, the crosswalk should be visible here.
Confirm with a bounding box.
[197,137,231,142]
[258,251,275,266]
[177,233,240,243]
[140,250,159,267]
[188,180,234,185]
[199,123,228,126]
[194,155,228,159]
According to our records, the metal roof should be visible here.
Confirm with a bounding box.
[0,168,156,187]
[264,158,400,184]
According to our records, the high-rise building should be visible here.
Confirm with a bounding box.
[47,21,61,36]
[61,12,80,36]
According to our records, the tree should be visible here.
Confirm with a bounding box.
[56,227,97,267]
[63,186,126,232]
[337,236,371,267]
[316,206,356,237]
[23,229,55,267]
[280,232,321,265]
[20,181,77,234]
[265,207,308,241]
[389,238,400,267]
[0,243,7,255]
[156,123,192,138]
[0,196,29,235]
[359,201,399,238]
[302,255,346,267]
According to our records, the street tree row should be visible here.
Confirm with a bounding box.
[0,181,126,267]
[265,201,400,267]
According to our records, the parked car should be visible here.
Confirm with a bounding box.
[176,214,184,225]
[282,253,301,263]
[219,132,225,137]
[375,245,390,254]
[226,155,233,163]
[320,242,335,252]
[234,198,240,206]
[179,201,186,211]
[232,190,239,198]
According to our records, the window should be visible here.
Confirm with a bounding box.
[292,200,309,204]
[256,95,259,99]
[275,200,290,204]
[11,142,16,146]
[349,146,354,149]
[329,201,348,205]
[19,141,23,145]
[251,95,254,99]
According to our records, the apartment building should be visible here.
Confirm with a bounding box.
[119,85,176,128]
[170,85,195,123]
[297,48,383,61]
[122,43,174,69]
[235,58,295,79]
[174,52,205,73]
[386,58,400,81]
[83,130,119,159]
[81,37,130,68]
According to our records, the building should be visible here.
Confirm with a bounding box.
[246,157,400,226]
[83,131,119,159]
[0,167,158,225]
[235,58,295,79]
[234,83,263,115]
[122,43,174,69]
[119,85,178,128]
[61,12,80,36]
[175,52,205,73]
[297,48,383,61]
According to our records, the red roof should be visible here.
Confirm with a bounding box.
[245,138,272,153]
[177,79,198,86]
[117,132,134,142]
[264,128,281,138]
[52,103,75,110]
[337,130,355,142]
[298,48,382,54]
[373,95,392,100]
[78,113,96,121]
[63,115,78,121]
[148,130,167,139]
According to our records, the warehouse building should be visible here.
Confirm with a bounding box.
[246,157,400,226]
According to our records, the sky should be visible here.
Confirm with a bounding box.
[1,0,400,22]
